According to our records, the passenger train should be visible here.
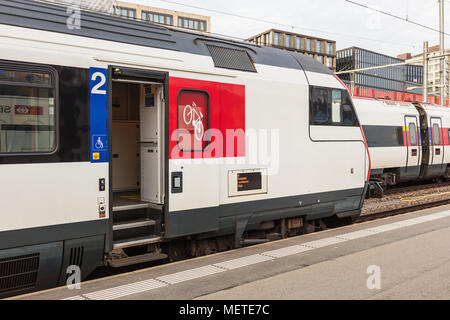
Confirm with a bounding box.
[2,0,447,298]
[353,98,450,197]
[0,0,370,297]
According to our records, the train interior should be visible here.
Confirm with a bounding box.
[110,79,165,259]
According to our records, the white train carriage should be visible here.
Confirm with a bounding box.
[353,97,450,196]
[0,0,368,297]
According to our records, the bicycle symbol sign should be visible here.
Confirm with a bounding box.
[92,135,108,151]
[183,102,205,141]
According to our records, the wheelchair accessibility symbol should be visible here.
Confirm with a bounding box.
[92,135,108,151]
[95,137,104,149]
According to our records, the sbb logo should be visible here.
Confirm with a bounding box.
[15,106,30,114]
[14,105,43,115]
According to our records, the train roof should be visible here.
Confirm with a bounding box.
[0,0,333,76]
[353,97,450,110]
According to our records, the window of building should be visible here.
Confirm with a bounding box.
[0,65,57,154]
[433,123,441,145]
[264,33,269,45]
[115,7,136,20]
[296,37,301,50]
[327,42,333,54]
[285,34,291,48]
[178,17,207,31]
[316,40,322,53]
[273,32,280,46]
[306,39,312,51]
[327,57,333,68]
[142,11,173,25]
[310,86,359,126]
[177,90,210,151]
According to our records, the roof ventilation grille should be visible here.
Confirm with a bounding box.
[206,45,257,73]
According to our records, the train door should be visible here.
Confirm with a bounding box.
[404,116,420,169]
[109,66,168,254]
[430,117,444,166]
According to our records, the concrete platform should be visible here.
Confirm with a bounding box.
[10,205,450,300]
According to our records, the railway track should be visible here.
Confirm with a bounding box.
[383,181,450,196]
[357,198,450,223]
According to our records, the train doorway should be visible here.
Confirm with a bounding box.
[109,67,167,253]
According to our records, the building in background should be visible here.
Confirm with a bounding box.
[113,1,211,32]
[36,0,114,12]
[398,45,450,100]
[247,29,336,71]
[336,46,424,100]
[36,0,211,32]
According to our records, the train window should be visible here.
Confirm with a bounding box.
[448,130,450,146]
[0,70,51,85]
[310,86,359,127]
[331,90,342,123]
[0,66,56,154]
[409,123,417,146]
[433,123,441,145]
[341,90,359,126]
[311,87,329,125]
[177,89,210,152]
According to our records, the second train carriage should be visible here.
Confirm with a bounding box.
[353,97,450,196]
[0,0,368,297]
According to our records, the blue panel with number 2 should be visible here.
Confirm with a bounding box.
[90,67,109,163]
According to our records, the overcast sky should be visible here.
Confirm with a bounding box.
[121,0,449,57]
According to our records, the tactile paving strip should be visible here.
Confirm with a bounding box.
[213,254,274,270]
[261,245,313,258]
[156,265,225,284]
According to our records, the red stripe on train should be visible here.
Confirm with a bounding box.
[360,127,371,182]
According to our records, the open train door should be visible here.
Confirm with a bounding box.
[107,66,169,262]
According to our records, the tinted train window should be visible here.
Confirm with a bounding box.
[433,124,441,145]
[310,86,359,126]
[0,66,56,154]
[409,123,417,146]
[310,87,329,125]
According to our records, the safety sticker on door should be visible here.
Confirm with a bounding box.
[90,67,109,163]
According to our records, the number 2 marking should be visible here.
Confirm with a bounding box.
[91,72,107,95]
